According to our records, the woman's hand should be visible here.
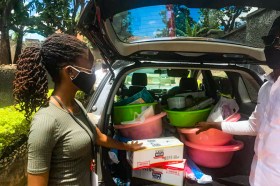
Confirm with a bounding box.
[126,141,146,151]
[195,121,222,134]
[95,127,145,151]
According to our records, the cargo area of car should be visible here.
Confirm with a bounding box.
[100,120,255,186]
[101,123,255,186]
[96,65,261,186]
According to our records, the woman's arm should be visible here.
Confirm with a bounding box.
[95,127,145,151]
[196,120,257,136]
[28,172,49,186]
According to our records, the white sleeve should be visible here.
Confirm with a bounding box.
[221,101,260,136]
[221,120,257,136]
[220,81,270,136]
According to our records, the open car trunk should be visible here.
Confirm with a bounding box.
[89,62,262,186]
[78,1,274,185]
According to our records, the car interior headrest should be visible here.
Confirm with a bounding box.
[131,73,147,86]
[179,77,198,91]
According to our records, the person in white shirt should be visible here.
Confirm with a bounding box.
[197,16,280,186]
[94,60,108,90]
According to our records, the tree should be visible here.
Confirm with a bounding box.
[112,11,133,42]
[10,0,38,63]
[176,18,207,37]
[0,0,17,64]
[30,0,86,37]
[173,5,194,37]
[214,6,251,33]
[200,9,220,31]
[155,10,169,38]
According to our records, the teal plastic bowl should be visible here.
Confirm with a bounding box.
[164,107,212,127]
[113,103,157,124]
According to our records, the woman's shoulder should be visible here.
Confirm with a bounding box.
[31,104,58,127]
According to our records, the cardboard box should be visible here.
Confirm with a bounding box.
[132,160,185,186]
[127,137,184,170]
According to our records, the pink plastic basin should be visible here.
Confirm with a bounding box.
[178,128,233,146]
[177,113,241,146]
[183,138,244,168]
[113,112,166,140]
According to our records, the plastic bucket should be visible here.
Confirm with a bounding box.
[113,112,166,140]
[113,102,157,124]
[164,107,212,127]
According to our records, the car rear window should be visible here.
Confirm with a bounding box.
[111,5,257,43]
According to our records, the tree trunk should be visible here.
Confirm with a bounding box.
[0,0,17,65]
[0,16,12,65]
[13,29,24,64]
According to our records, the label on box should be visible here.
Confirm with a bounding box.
[127,137,184,169]
[132,160,185,186]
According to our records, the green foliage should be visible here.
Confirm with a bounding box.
[176,18,207,37]
[0,106,30,158]
[112,11,133,42]
[30,0,86,36]
[0,89,88,158]
[199,8,221,34]
[155,10,168,37]
[210,6,251,33]
[173,5,194,36]
[157,5,251,38]
[75,91,89,106]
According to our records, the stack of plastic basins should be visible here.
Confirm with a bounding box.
[113,103,166,140]
[177,113,244,168]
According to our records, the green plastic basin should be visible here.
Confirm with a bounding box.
[164,107,212,127]
[113,103,157,124]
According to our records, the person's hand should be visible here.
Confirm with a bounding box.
[90,160,96,172]
[127,141,146,151]
[195,121,221,134]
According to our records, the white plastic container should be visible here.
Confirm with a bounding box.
[167,96,185,109]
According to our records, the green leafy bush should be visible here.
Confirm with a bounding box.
[0,106,30,158]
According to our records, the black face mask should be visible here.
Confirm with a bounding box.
[70,67,96,94]
[264,46,280,69]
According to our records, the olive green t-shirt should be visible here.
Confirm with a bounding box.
[27,101,97,186]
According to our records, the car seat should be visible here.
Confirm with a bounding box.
[127,73,148,97]
[162,77,199,105]
[179,77,198,92]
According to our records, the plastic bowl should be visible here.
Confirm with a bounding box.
[177,128,233,146]
[164,107,212,127]
[113,112,166,140]
[182,136,244,168]
[113,103,157,124]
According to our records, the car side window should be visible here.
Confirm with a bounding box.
[240,75,258,103]
[210,70,233,98]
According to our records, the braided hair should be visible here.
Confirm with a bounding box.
[13,33,88,120]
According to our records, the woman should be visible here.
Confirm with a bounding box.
[13,33,144,186]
